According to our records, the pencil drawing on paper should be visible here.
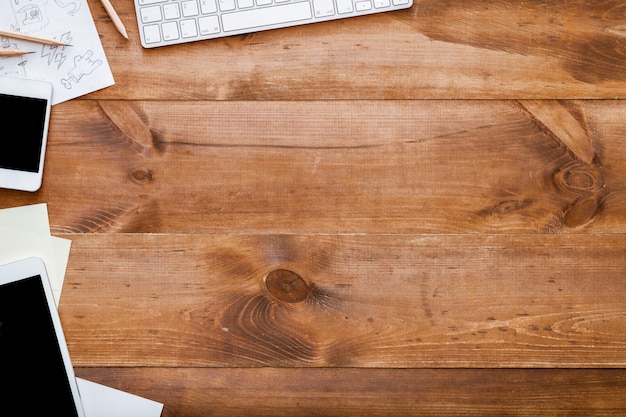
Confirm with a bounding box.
[11,0,50,33]
[54,0,82,16]
[0,37,28,77]
[0,0,114,104]
[61,50,102,89]
[41,31,72,69]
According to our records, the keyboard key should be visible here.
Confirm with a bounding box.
[162,21,180,40]
[200,0,218,13]
[221,2,312,32]
[218,0,236,11]
[238,0,254,8]
[355,0,371,11]
[181,19,199,37]
[336,0,353,13]
[138,0,166,5]
[141,6,163,23]
[313,0,334,17]
[182,0,200,16]
[143,24,161,43]
[257,0,273,4]
[374,0,390,7]
[163,3,181,19]
[199,15,221,34]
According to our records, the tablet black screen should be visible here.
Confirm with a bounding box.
[0,93,47,173]
[0,275,79,416]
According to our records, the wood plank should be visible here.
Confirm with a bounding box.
[74,367,626,417]
[87,0,626,99]
[58,233,626,368]
[1,99,616,234]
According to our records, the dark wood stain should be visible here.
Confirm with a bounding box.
[265,269,309,303]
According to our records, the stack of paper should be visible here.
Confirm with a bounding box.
[0,203,69,305]
[0,203,163,417]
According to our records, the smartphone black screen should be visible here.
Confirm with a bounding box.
[0,275,80,416]
[0,93,48,172]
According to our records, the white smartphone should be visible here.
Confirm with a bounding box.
[0,257,86,416]
[0,76,53,192]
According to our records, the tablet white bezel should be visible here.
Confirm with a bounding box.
[0,257,85,416]
[0,76,52,192]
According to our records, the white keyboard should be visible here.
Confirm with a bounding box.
[134,0,413,48]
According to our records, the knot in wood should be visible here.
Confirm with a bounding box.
[563,170,596,190]
[555,164,603,193]
[265,269,309,303]
[130,168,153,182]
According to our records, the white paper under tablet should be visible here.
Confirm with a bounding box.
[0,258,84,416]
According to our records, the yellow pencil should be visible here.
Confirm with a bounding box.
[99,0,129,40]
[0,49,33,56]
[0,29,69,47]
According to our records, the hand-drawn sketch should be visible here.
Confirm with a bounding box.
[61,50,102,89]
[41,31,72,69]
[0,36,29,77]
[0,58,29,78]
[11,0,50,33]
[0,35,19,53]
[54,0,81,16]
[0,0,114,104]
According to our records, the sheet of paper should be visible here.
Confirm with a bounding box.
[0,203,73,285]
[0,202,51,233]
[0,0,115,104]
[0,204,162,414]
[0,203,70,304]
[77,378,164,417]
[0,225,60,294]
[52,234,72,288]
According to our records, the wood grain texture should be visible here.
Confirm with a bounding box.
[58,233,626,368]
[12,99,621,234]
[74,368,626,417]
[0,0,623,414]
[84,0,626,100]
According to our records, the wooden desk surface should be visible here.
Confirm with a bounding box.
[2,0,626,415]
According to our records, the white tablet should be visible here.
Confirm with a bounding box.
[0,76,52,192]
[0,257,85,416]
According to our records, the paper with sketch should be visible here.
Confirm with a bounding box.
[0,0,114,104]
[0,203,70,305]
